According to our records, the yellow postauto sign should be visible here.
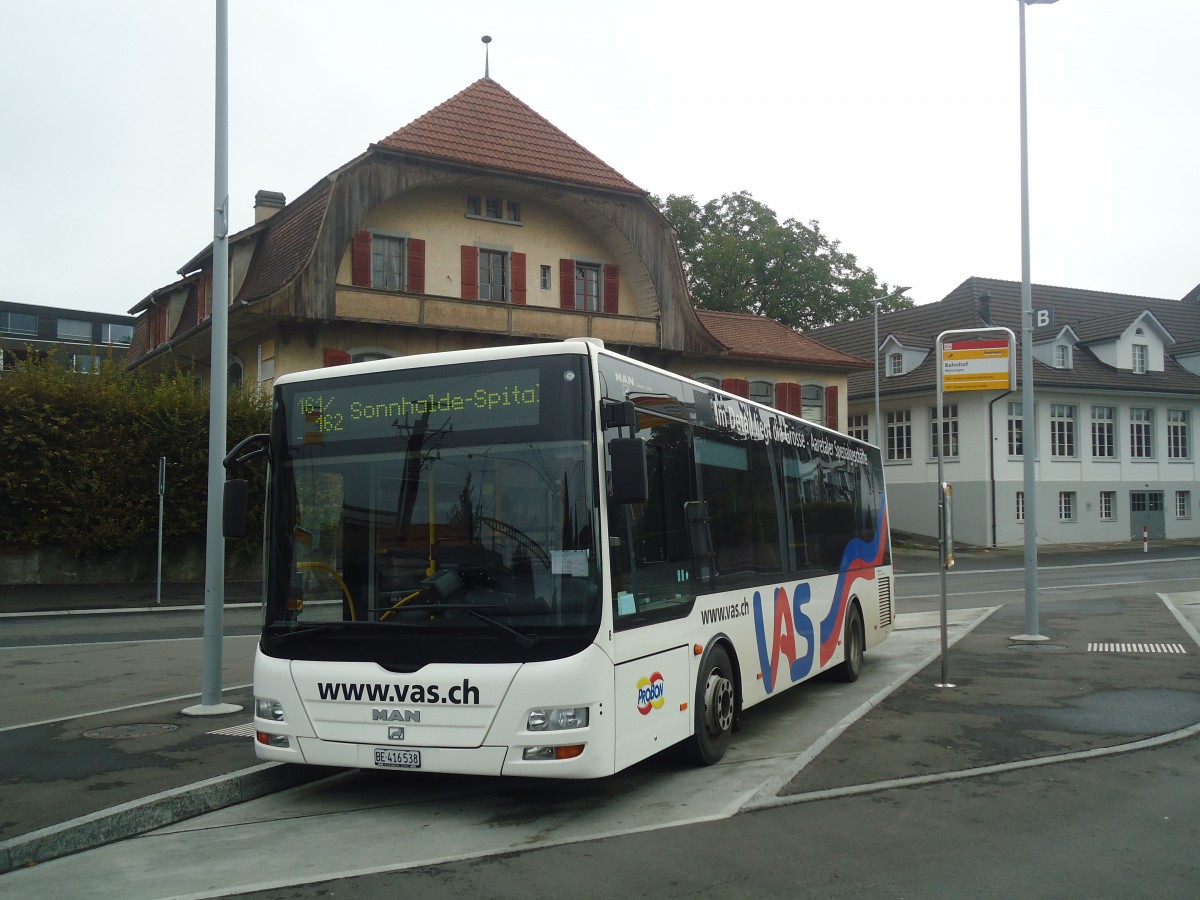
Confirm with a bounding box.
[940,339,1012,392]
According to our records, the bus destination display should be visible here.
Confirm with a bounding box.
[291,368,541,444]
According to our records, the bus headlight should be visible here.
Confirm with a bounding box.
[527,706,589,731]
[255,697,286,722]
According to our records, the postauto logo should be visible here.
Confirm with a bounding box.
[636,672,666,715]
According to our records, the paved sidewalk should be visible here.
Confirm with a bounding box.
[2,556,1198,876]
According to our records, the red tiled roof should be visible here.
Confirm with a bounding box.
[235,180,333,304]
[696,309,871,370]
[374,79,643,194]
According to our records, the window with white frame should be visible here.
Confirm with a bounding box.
[749,380,774,406]
[887,352,903,376]
[802,385,824,422]
[101,323,133,345]
[886,409,912,462]
[1177,490,1192,519]
[1131,344,1148,374]
[478,249,508,302]
[1099,490,1115,521]
[540,265,552,290]
[1050,404,1076,458]
[1054,344,1072,368]
[848,413,869,443]
[371,234,407,291]
[928,403,959,459]
[1007,401,1024,457]
[574,262,601,311]
[1016,491,1024,523]
[1167,409,1190,460]
[693,375,720,388]
[1091,405,1116,458]
[1130,407,1154,459]
[1058,491,1076,522]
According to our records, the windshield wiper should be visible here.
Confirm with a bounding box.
[462,608,540,649]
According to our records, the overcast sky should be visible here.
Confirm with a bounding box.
[3,0,1196,317]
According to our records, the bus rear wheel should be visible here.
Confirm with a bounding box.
[686,644,735,765]
[835,603,865,683]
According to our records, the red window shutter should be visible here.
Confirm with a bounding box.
[559,259,575,309]
[775,382,801,417]
[603,264,620,314]
[351,231,372,287]
[407,239,425,294]
[511,252,527,305]
[461,246,479,300]
[722,378,750,399]
[324,348,352,367]
[825,385,839,431]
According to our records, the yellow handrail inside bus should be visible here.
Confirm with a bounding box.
[380,590,422,621]
[296,561,357,621]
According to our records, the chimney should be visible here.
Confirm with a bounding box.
[254,190,286,223]
[979,291,993,326]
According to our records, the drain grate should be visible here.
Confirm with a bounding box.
[208,722,256,737]
[1087,642,1187,654]
[83,723,178,740]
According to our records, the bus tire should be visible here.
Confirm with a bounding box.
[685,643,736,765]
[836,602,865,683]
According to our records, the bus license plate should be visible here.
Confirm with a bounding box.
[374,748,421,769]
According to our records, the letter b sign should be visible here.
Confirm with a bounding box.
[1035,308,1053,329]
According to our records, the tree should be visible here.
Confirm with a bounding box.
[656,191,912,330]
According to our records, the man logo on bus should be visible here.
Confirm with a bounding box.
[636,672,666,715]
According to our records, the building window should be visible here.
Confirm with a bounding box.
[928,403,959,459]
[1054,344,1071,368]
[1177,491,1192,519]
[257,341,275,383]
[1007,401,1024,457]
[540,265,552,290]
[1167,409,1190,460]
[1016,491,1024,523]
[228,356,243,388]
[371,235,407,291]
[575,263,601,311]
[694,375,720,388]
[749,381,774,406]
[1,311,38,335]
[466,194,521,224]
[486,197,503,219]
[848,413,869,443]
[887,352,903,376]
[69,353,101,373]
[101,323,133,345]
[57,318,92,342]
[1058,491,1076,522]
[886,409,912,462]
[478,249,508,302]
[1049,404,1076,458]
[1099,491,1116,521]
[801,385,824,423]
[1131,344,1148,374]
[466,195,482,217]
[1091,406,1116,459]
[1130,407,1154,459]
[351,351,392,363]
[506,201,521,223]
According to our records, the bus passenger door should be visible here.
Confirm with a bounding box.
[613,646,690,770]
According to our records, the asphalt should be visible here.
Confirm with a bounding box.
[2,548,1199,877]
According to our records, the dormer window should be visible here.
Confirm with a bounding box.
[1132,344,1148,374]
[466,194,521,224]
[887,352,903,376]
[1054,344,1072,369]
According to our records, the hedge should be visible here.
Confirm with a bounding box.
[0,355,269,555]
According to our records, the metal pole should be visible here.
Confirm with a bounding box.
[156,457,165,605]
[1015,0,1047,641]
[874,301,881,447]
[185,0,241,715]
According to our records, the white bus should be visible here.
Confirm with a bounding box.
[223,339,894,779]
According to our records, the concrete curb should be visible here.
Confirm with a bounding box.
[0,762,334,875]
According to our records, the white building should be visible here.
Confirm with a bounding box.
[809,277,1200,548]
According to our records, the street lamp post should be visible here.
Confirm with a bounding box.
[1014,0,1058,642]
[873,286,910,449]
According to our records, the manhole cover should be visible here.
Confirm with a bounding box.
[82,723,179,740]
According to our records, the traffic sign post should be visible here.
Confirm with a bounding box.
[934,328,1015,686]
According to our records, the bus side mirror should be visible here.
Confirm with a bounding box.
[608,437,649,504]
[223,479,250,539]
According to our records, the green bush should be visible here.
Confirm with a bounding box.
[0,356,269,555]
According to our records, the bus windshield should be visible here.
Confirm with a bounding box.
[264,354,600,665]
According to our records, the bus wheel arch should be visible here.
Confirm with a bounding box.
[684,637,740,766]
[835,599,865,683]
